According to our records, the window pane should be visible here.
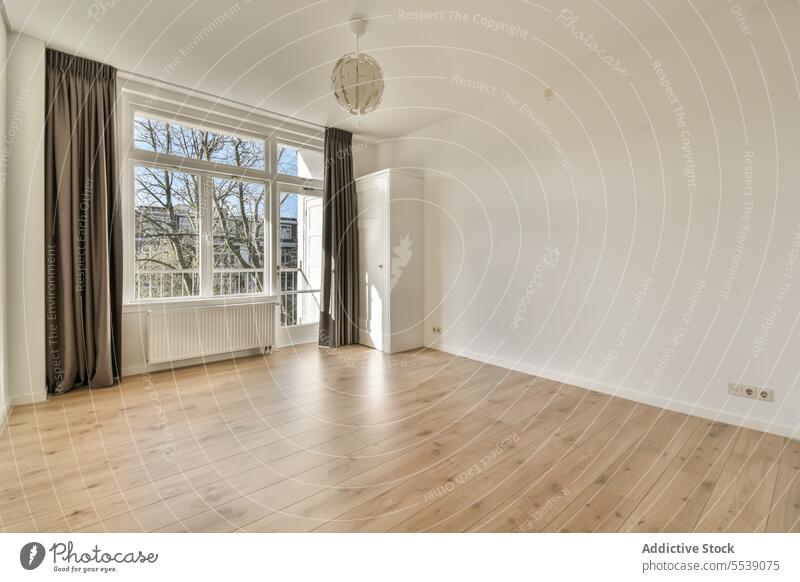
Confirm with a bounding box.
[279,191,322,285]
[134,113,265,170]
[280,190,322,326]
[277,143,323,180]
[212,177,266,295]
[134,166,200,299]
[280,292,321,327]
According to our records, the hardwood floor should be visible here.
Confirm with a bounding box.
[0,344,796,532]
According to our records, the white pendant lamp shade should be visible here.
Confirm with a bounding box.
[331,19,385,116]
[331,52,384,115]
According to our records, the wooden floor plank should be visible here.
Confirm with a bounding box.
[166,379,592,532]
[0,344,794,532]
[766,438,800,532]
[694,429,784,532]
[3,361,537,530]
[620,421,741,532]
[245,387,607,532]
[0,352,508,521]
[465,404,665,532]
[386,398,636,532]
[85,372,563,532]
[539,413,703,532]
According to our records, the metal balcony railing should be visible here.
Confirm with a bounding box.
[135,270,200,299]
[135,268,321,325]
[135,269,264,299]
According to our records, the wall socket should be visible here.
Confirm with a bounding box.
[757,388,775,402]
[432,326,442,334]
[728,383,774,402]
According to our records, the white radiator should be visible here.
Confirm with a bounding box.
[147,302,277,364]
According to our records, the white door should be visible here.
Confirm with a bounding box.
[358,216,384,350]
[302,196,323,324]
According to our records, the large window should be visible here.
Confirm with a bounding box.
[125,104,324,327]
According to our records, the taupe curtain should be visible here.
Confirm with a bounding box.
[45,49,122,394]
[319,128,360,347]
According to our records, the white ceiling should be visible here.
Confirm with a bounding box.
[2,0,779,138]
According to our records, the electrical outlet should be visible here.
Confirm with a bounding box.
[757,388,774,402]
[729,383,773,402]
[432,326,442,334]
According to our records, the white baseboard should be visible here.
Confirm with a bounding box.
[276,323,319,349]
[122,347,265,377]
[431,342,799,440]
[275,339,318,350]
[121,337,319,377]
[9,392,48,406]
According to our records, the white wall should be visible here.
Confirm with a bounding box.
[353,138,378,178]
[5,32,45,405]
[377,6,800,438]
[0,16,8,427]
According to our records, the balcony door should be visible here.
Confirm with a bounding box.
[278,184,322,328]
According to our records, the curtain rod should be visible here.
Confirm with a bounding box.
[117,69,327,132]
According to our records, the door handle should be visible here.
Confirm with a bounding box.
[378,264,383,269]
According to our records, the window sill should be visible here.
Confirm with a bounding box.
[123,294,279,314]
[280,322,320,330]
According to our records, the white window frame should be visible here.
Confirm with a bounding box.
[276,182,323,327]
[119,88,324,311]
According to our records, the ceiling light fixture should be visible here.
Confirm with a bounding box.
[331,19,385,116]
